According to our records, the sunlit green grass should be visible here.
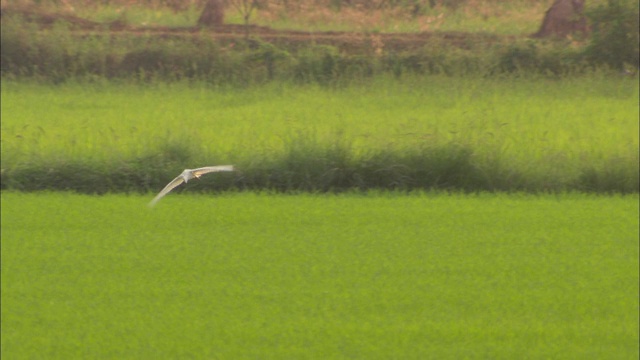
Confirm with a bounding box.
[1,75,638,192]
[2,76,637,160]
[1,192,638,358]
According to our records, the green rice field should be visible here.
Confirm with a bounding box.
[2,76,637,162]
[1,75,638,192]
[1,74,639,358]
[2,1,639,357]
[1,192,638,358]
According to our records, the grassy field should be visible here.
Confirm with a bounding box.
[1,76,638,192]
[1,192,638,358]
[252,0,553,35]
[1,2,637,358]
[4,0,553,35]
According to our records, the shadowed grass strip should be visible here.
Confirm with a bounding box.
[576,157,640,193]
[1,138,637,194]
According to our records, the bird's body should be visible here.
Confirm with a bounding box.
[148,165,234,207]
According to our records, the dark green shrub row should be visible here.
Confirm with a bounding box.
[585,0,639,70]
[2,139,637,194]
[4,13,635,85]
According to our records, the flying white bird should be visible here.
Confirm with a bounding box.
[148,165,235,207]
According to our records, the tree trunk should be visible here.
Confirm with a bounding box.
[531,0,588,38]
[197,0,225,27]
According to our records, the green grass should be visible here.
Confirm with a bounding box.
[73,4,203,28]
[1,192,638,358]
[1,76,638,192]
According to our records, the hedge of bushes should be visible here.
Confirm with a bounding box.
[1,0,638,85]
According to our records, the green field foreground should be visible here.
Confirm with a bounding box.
[1,192,638,359]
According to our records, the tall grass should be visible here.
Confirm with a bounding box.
[1,75,638,193]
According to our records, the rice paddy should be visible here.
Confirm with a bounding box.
[1,75,638,193]
[1,30,638,358]
[1,192,638,359]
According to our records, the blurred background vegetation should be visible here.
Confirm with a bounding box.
[1,0,637,83]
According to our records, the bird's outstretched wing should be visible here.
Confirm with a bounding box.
[149,165,235,207]
[192,165,235,177]
[148,175,186,207]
